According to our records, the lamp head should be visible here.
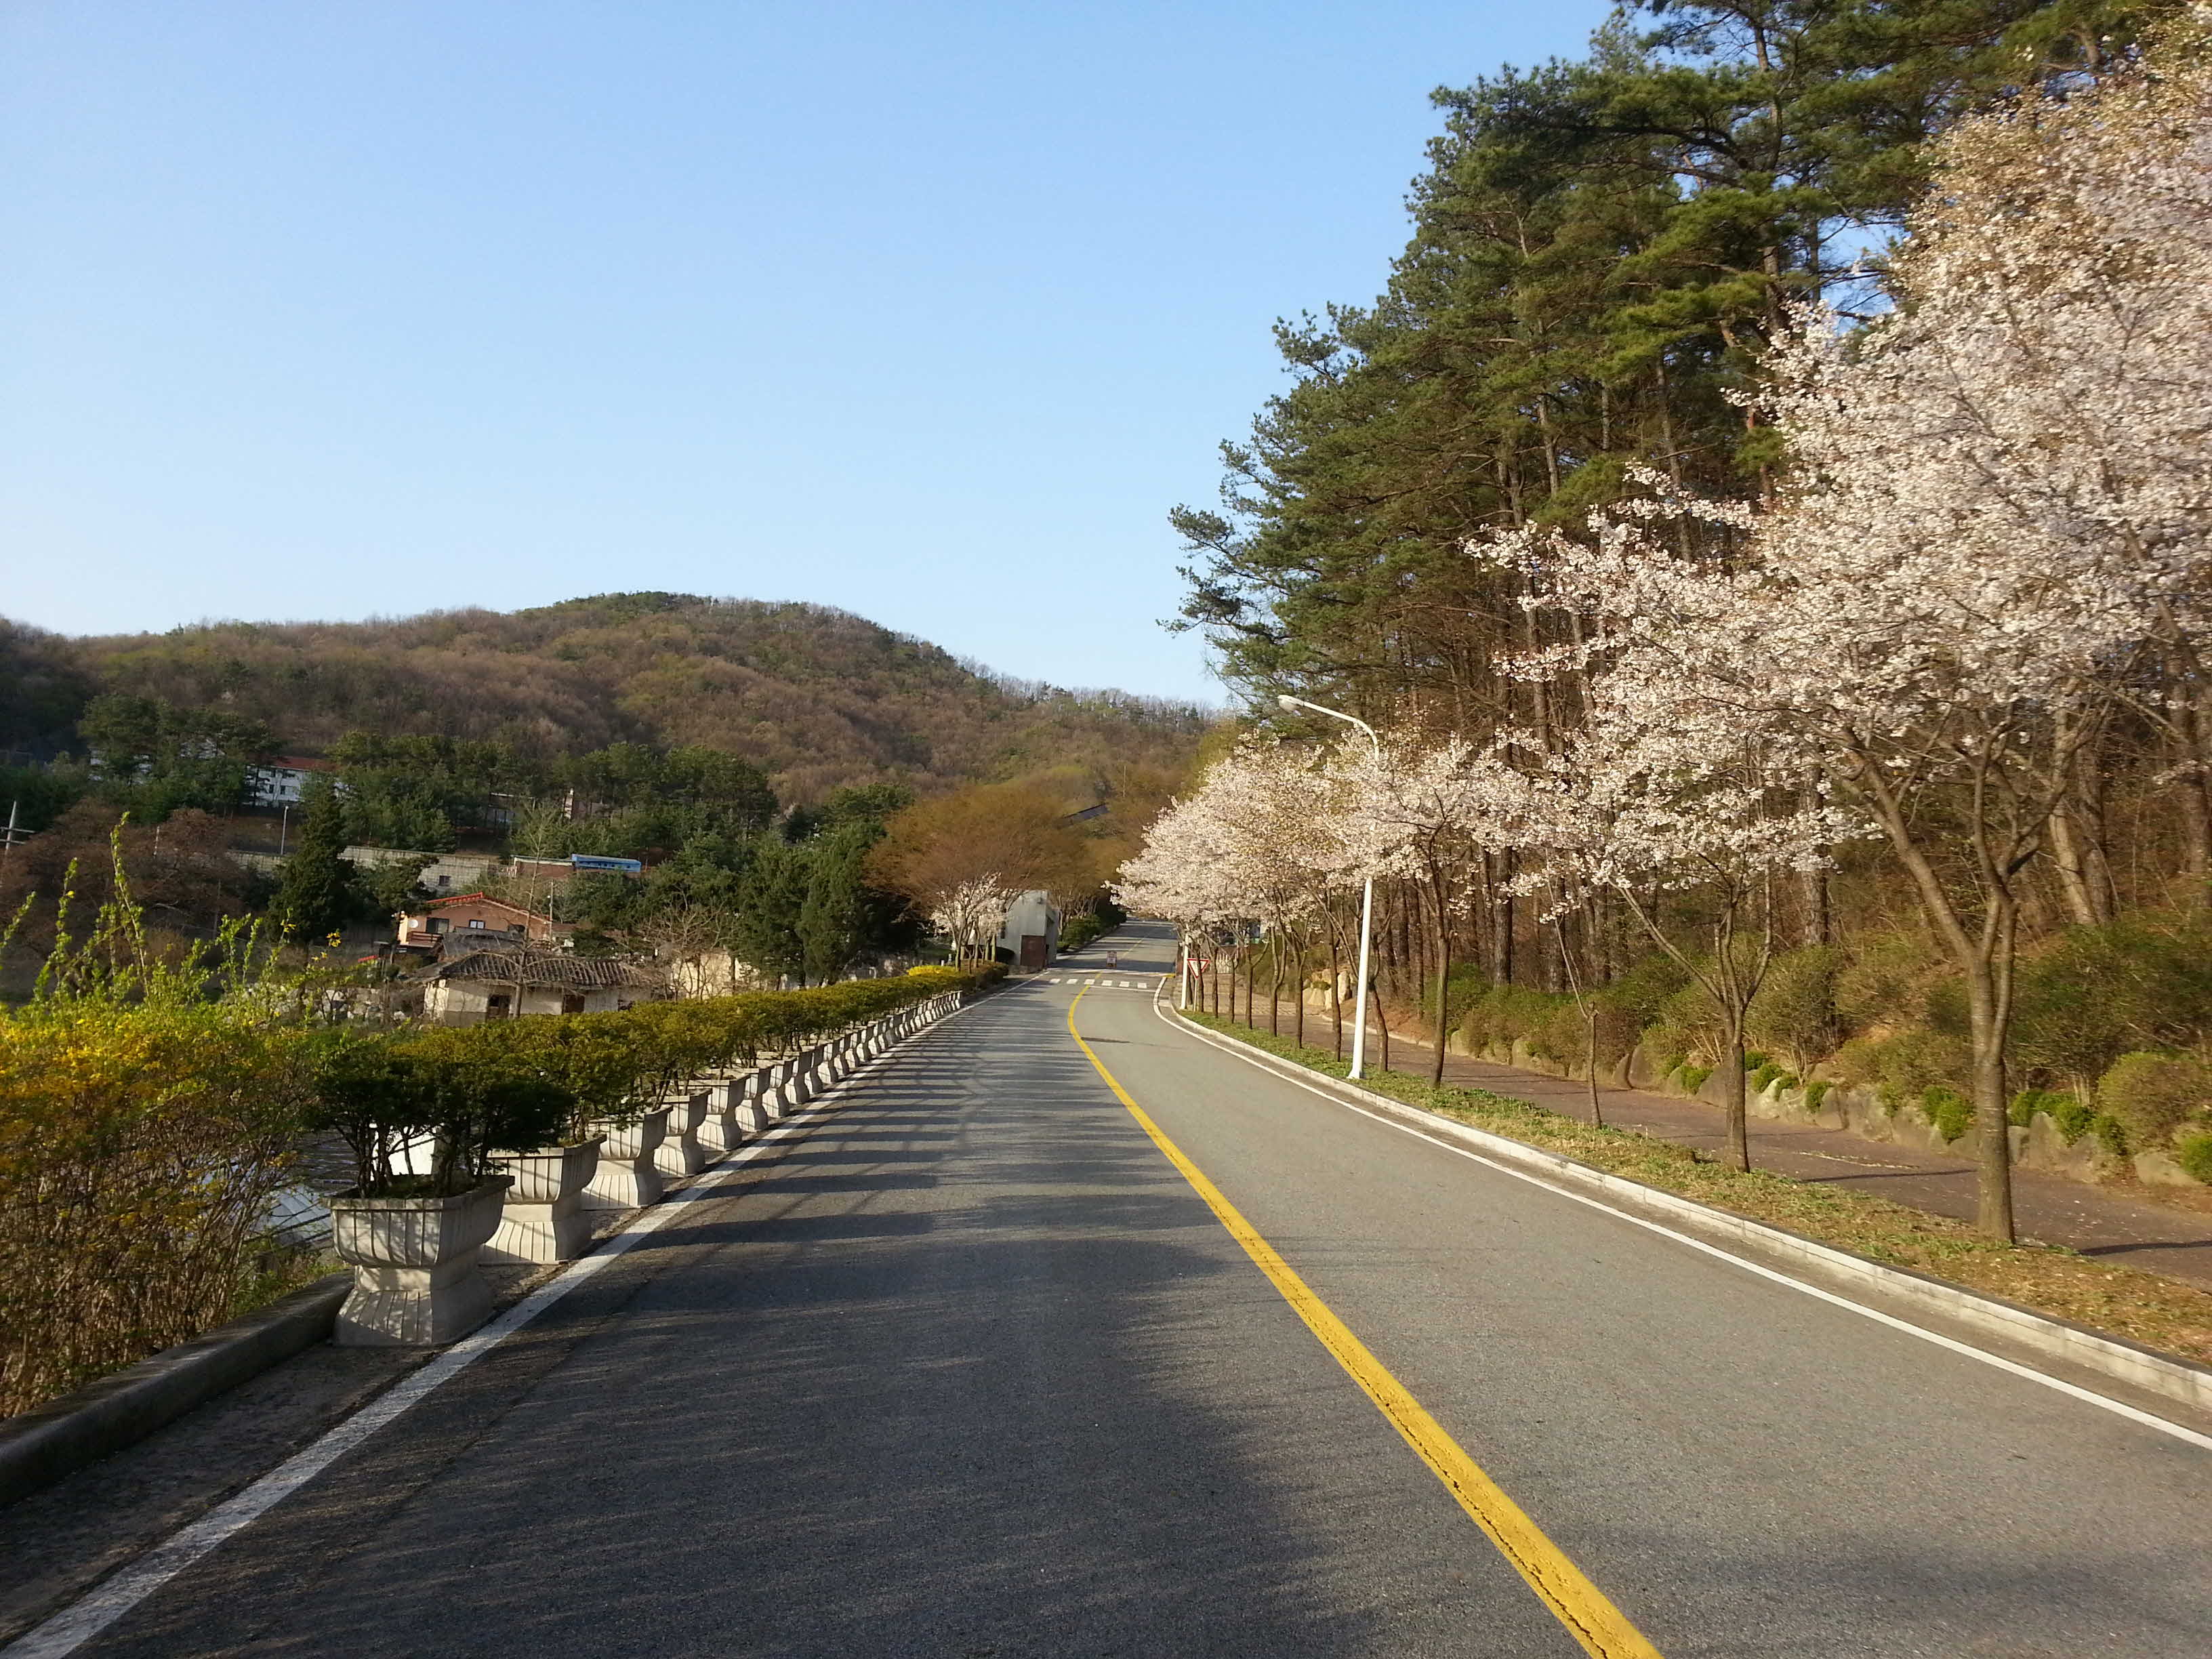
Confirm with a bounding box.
[1276,693,1299,712]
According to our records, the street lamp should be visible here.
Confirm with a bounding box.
[1278,693,1381,1080]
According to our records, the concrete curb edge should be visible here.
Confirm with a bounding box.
[1164,1004,2212,1420]
[0,1273,352,1509]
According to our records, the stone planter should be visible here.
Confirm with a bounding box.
[483,1138,603,1265]
[656,1091,711,1178]
[784,1052,815,1108]
[752,1061,787,1122]
[734,1067,773,1134]
[699,1078,747,1157]
[330,1176,512,1347]
[581,1108,670,1211]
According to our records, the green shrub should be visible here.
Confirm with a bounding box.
[1645,981,1726,1074]
[313,1040,574,1197]
[1456,983,1590,1061]
[1604,951,1692,1028]
[1057,911,1109,954]
[1834,1029,1968,1115]
[1829,1036,1885,1088]
[2009,1088,2097,1144]
[1748,945,1848,1073]
[2011,910,2212,1094]
[1743,1050,1771,1073]
[2176,1134,2212,1185]
[1677,1064,1712,1093]
[1921,1086,1973,1143]
[1835,931,1943,1030]
[1749,1061,1786,1094]
[1923,977,1969,1040]
[2051,1096,2098,1144]
[1523,994,1645,1072]
[2093,1113,2131,1158]
[2095,1050,2212,1150]
[1802,1080,1832,1113]
[414,966,996,1145]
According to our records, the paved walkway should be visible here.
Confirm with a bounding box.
[1218,998,2212,1294]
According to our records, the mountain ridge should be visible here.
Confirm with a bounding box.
[0,594,1213,803]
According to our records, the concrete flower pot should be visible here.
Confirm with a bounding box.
[732,1067,771,1135]
[330,1177,512,1347]
[783,1052,815,1108]
[698,1077,747,1157]
[483,1138,603,1264]
[656,1091,711,1177]
[581,1108,670,1212]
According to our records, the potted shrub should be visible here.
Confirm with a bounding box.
[404,1020,610,1265]
[310,1038,570,1345]
[492,1010,672,1214]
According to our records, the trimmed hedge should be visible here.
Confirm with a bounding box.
[359,965,1004,1150]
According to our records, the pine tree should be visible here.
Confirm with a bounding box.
[729,836,811,985]
[274,777,359,941]
[798,821,878,983]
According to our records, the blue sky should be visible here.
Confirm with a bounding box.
[2,2,1611,703]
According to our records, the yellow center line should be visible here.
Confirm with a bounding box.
[1068,987,1662,1659]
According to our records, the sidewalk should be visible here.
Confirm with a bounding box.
[1241,1002,2212,1294]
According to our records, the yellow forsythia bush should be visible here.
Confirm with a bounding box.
[0,1000,316,1416]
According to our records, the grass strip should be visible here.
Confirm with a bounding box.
[1178,1008,2212,1369]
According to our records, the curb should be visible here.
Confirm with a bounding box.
[1164,1005,2212,1423]
[0,1273,352,1509]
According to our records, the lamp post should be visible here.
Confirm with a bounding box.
[1277,693,1381,1080]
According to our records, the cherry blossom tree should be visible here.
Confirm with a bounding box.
[930,876,1015,968]
[1118,740,1347,1033]
[1512,701,1855,1171]
[1115,793,1240,1008]
[1203,741,1343,1038]
[1328,735,1530,1086]
[1487,443,2136,1229]
[1476,17,2212,1236]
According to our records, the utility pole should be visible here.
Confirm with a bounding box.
[0,800,33,878]
[1277,695,1383,1080]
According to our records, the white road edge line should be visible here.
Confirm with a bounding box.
[1148,981,2212,1456]
[2,997,989,1659]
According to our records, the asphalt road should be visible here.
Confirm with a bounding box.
[28,923,2212,1657]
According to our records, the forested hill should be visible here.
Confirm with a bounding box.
[0,594,1212,802]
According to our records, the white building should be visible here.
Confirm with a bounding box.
[245,756,340,806]
[996,890,1063,972]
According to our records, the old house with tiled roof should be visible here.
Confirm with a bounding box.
[413,947,665,1023]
